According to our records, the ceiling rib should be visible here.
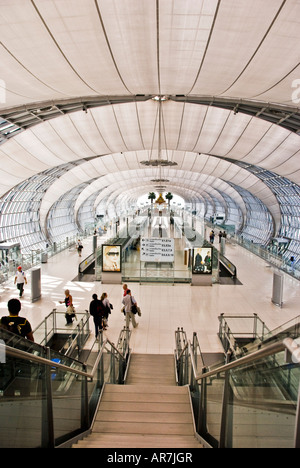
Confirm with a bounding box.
[1,95,300,148]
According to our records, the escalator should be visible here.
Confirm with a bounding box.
[175,325,300,448]
[2,315,300,448]
[0,323,131,448]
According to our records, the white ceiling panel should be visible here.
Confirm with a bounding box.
[0,0,299,241]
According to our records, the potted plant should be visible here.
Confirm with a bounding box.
[165,192,173,206]
[148,192,156,204]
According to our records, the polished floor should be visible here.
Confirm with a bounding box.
[1,234,300,356]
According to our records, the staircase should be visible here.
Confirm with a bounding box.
[73,354,203,448]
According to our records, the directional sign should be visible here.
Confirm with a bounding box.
[140,238,174,262]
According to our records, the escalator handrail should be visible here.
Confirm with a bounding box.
[195,337,300,381]
[1,341,93,378]
[0,333,129,380]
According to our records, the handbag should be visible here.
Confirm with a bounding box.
[66,305,76,319]
[131,297,138,314]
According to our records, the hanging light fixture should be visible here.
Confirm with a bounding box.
[141,96,177,169]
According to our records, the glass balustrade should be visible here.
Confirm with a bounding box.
[175,330,300,449]
[0,325,131,448]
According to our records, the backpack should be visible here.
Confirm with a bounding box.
[96,301,106,317]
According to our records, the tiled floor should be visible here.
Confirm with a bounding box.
[1,234,300,356]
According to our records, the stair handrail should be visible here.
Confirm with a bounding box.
[195,337,300,381]
[1,333,129,381]
[176,334,300,448]
[0,326,132,448]
[1,341,92,378]
[88,336,129,378]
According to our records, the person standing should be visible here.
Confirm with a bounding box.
[122,283,129,297]
[77,239,83,257]
[122,289,138,329]
[0,298,34,341]
[59,289,75,325]
[101,292,112,330]
[14,266,27,298]
[89,293,104,338]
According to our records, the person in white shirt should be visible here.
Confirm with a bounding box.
[122,289,138,329]
[14,266,27,298]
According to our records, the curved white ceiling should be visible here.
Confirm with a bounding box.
[0,0,300,235]
[1,0,300,106]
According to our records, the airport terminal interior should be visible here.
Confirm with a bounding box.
[1,0,300,449]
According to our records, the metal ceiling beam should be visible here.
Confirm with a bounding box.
[1,94,300,145]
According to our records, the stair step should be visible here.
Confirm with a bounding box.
[72,354,203,448]
[106,383,187,394]
[126,354,176,386]
[74,434,202,448]
[93,420,194,435]
[101,391,187,404]
[96,410,193,424]
[99,401,191,413]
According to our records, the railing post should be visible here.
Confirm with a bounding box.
[198,369,207,437]
[294,380,300,448]
[42,347,55,448]
[253,313,258,340]
[81,364,89,430]
[219,351,233,448]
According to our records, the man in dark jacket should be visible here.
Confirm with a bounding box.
[89,293,105,338]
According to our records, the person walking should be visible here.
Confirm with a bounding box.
[14,266,27,298]
[122,283,129,296]
[0,298,34,341]
[89,293,104,338]
[59,289,75,325]
[77,239,83,257]
[101,292,112,330]
[122,289,138,329]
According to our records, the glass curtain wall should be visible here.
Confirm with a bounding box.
[77,191,99,232]
[221,193,243,232]
[47,183,90,242]
[230,185,273,245]
[0,162,90,252]
[237,163,300,264]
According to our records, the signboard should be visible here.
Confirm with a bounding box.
[192,247,212,274]
[102,245,122,272]
[140,238,174,262]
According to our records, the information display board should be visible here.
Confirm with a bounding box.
[192,247,212,274]
[140,238,174,262]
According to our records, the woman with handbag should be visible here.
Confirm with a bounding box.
[59,289,75,325]
[101,292,112,330]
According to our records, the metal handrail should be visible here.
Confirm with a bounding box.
[0,341,92,378]
[176,341,189,362]
[89,336,128,377]
[0,332,129,380]
[176,334,300,448]
[195,337,300,381]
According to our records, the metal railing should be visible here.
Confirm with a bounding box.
[0,326,131,448]
[175,331,300,448]
[218,313,271,357]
